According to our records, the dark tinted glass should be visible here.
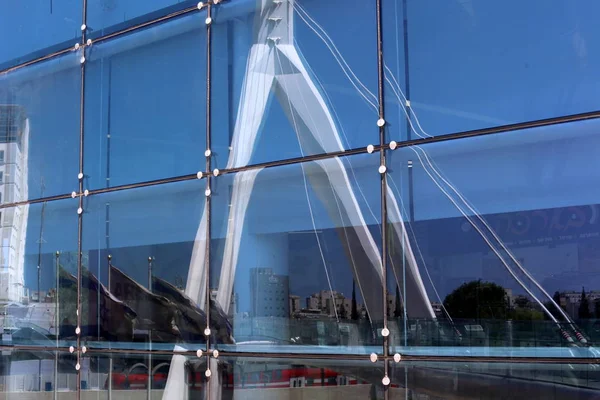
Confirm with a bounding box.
[387,118,600,357]
[211,0,378,169]
[0,52,81,201]
[84,15,206,190]
[80,180,210,351]
[210,153,384,353]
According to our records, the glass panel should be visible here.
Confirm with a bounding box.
[386,118,600,358]
[163,354,383,399]
[81,180,210,351]
[81,352,174,397]
[0,199,78,348]
[86,0,198,38]
[0,349,78,394]
[211,0,378,169]
[0,1,81,69]
[84,15,206,190]
[0,52,81,201]
[390,360,600,400]
[210,152,383,354]
[383,0,600,141]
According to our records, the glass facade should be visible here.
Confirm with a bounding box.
[1,0,600,399]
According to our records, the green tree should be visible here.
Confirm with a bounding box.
[579,287,592,319]
[394,285,403,318]
[339,301,347,319]
[351,280,359,320]
[443,280,509,320]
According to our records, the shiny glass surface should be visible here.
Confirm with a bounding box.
[0,350,78,394]
[387,118,600,357]
[0,1,81,69]
[383,0,600,141]
[80,180,208,350]
[86,0,197,38]
[211,0,378,169]
[84,16,206,190]
[390,361,600,399]
[210,153,383,353]
[0,52,81,201]
[0,199,78,348]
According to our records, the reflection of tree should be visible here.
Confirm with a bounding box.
[339,301,347,319]
[351,280,359,321]
[394,285,403,318]
[579,287,592,319]
[443,280,509,320]
[544,291,566,321]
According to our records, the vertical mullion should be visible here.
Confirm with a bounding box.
[76,1,88,399]
[376,0,390,397]
[205,3,214,398]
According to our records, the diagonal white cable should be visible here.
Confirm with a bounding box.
[274,48,339,322]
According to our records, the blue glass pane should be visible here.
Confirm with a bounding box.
[0,199,79,348]
[210,152,383,354]
[387,118,600,358]
[0,52,81,201]
[0,1,81,69]
[86,0,197,38]
[383,0,600,141]
[211,0,378,169]
[391,361,600,399]
[84,14,206,190]
[81,180,209,350]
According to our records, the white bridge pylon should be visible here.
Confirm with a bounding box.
[162,1,434,398]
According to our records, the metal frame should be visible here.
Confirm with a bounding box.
[2,0,600,398]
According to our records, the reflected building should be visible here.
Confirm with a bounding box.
[0,105,29,306]
[249,268,289,318]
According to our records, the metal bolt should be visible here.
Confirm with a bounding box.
[71,191,77,199]
[197,171,203,179]
[378,165,387,174]
[205,189,211,197]
[205,369,212,377]
[80,56,86,64]
[80,24,86,31]
[74,43,80,50]
[197,2,204,9]
[213,169,220,177]
[382,375,390,386]
[394,353,401,363]
[366,144,374,154]
[77,207,83,215]
[75,327,81,335]
[69,346,74,353]
[381,327,390,337]
[377,118,386,127]
[212,350,219,358]
[389,141,397,150]
[204,328,211,336]
[82,346,87,354]
[369,353,378,363]
[196,349,203,358]
[86,39,92,46]
[205,149,211,157]
[78,173,84,180]
[205,17,212,25]
[75,363,81,371]
[84,189,89,196]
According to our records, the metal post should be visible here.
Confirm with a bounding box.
[147,256,153,400]
[54,251,60,400]
[107,255,113,400]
